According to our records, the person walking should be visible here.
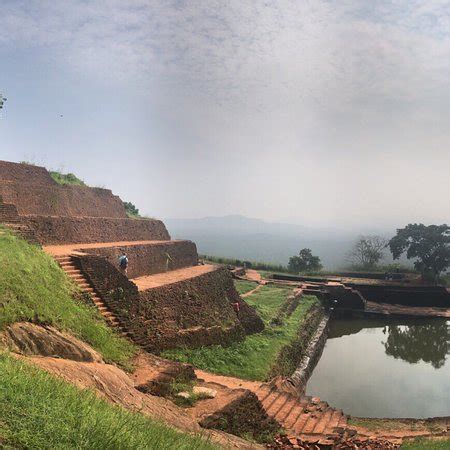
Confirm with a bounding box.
[118,252,129,276]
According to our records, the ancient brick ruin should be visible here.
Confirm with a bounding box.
[0,160,263,351]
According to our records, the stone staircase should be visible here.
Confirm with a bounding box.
[55,255,128,334]
[0,196,37,243]
[253,385,348,444]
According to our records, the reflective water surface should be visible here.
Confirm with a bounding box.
[306,318,450,418]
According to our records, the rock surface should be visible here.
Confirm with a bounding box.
[6,322,103,363]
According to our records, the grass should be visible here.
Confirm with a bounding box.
[162,285,317,381]
[402,438,450,449]
[0,354,217,450]
[234,280,258,295]
[50,171,86,186]
[0,229,135,367]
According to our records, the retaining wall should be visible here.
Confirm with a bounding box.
[77,256,261,352]
[346,283,450,307]
[0,160,54,184]
[23,216,170,245]
[288,312,329,392]
[83,240,198,278]
[135,267,247,352]
[0,180,127,218]
[0,161,127,218]
[268,303,327,383]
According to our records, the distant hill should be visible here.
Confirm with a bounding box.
[164,215,382,269]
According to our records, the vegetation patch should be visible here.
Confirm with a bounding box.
[0,354,216,449]
[199,255,291,273]
[123,201,141,218]
[0,230,135,366]
[402,438,450,449]
[234,280,258,295]
[162,285,318,381]
[50,171,86,186]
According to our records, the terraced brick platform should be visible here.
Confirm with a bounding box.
[43,240,176,256]
[132,265,217,290]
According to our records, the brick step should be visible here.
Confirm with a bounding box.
[267,394,291,418]
[275,397,301,423]
[311,408,334,434]
[284,402,309,429]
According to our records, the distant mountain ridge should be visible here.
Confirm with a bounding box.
[164,215,393,269]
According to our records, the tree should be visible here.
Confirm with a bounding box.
[123,201,140,217]
[288,248,322,273]
[389,224,450,279]
[349,235,388,269]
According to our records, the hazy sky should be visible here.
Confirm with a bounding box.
[1,1,449,229]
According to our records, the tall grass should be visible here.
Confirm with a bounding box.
[0,354,216,450]
[0,230,135,366]
[163,286,317,380]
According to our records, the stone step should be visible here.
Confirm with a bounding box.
[275,397,299,423]
[293,412,312,434]
[267,394,291,418]
[284,402,308,429]
[324,409,344,434]
[262,392,283,410]
[312,408,334,434]
[300,411,320,434]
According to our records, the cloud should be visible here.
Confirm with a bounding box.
[1,1,449,227]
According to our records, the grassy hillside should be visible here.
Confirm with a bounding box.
[0,229,135,366]
[163,285,317,380]
[0,354,216,449]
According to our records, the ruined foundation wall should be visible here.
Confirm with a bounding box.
[135,267,247,352]
[83,240,198,278]
[23,216,170,245]
[77,257,259,352]
[346,283,450,307]
[0,181,127,218]
[0,161,54,184]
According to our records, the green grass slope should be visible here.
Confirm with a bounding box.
[0,354,216,450]
[163,285,317,380]
[0,230,134,366]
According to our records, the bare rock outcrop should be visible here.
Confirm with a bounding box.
[6,322,103,363]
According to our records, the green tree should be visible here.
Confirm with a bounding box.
[288,248,322,273]
[349,235,388,270]
[389,224,450,280]
[123,201,140,217]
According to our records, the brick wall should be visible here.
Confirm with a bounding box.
[82,240,198,278]
[23,216,170,244]
[77,255,262,353]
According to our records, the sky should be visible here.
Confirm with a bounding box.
[0,0,449,230]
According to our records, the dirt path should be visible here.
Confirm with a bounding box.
[241,284,264,298]
[132,265,217,291]
[43,239,185,256]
